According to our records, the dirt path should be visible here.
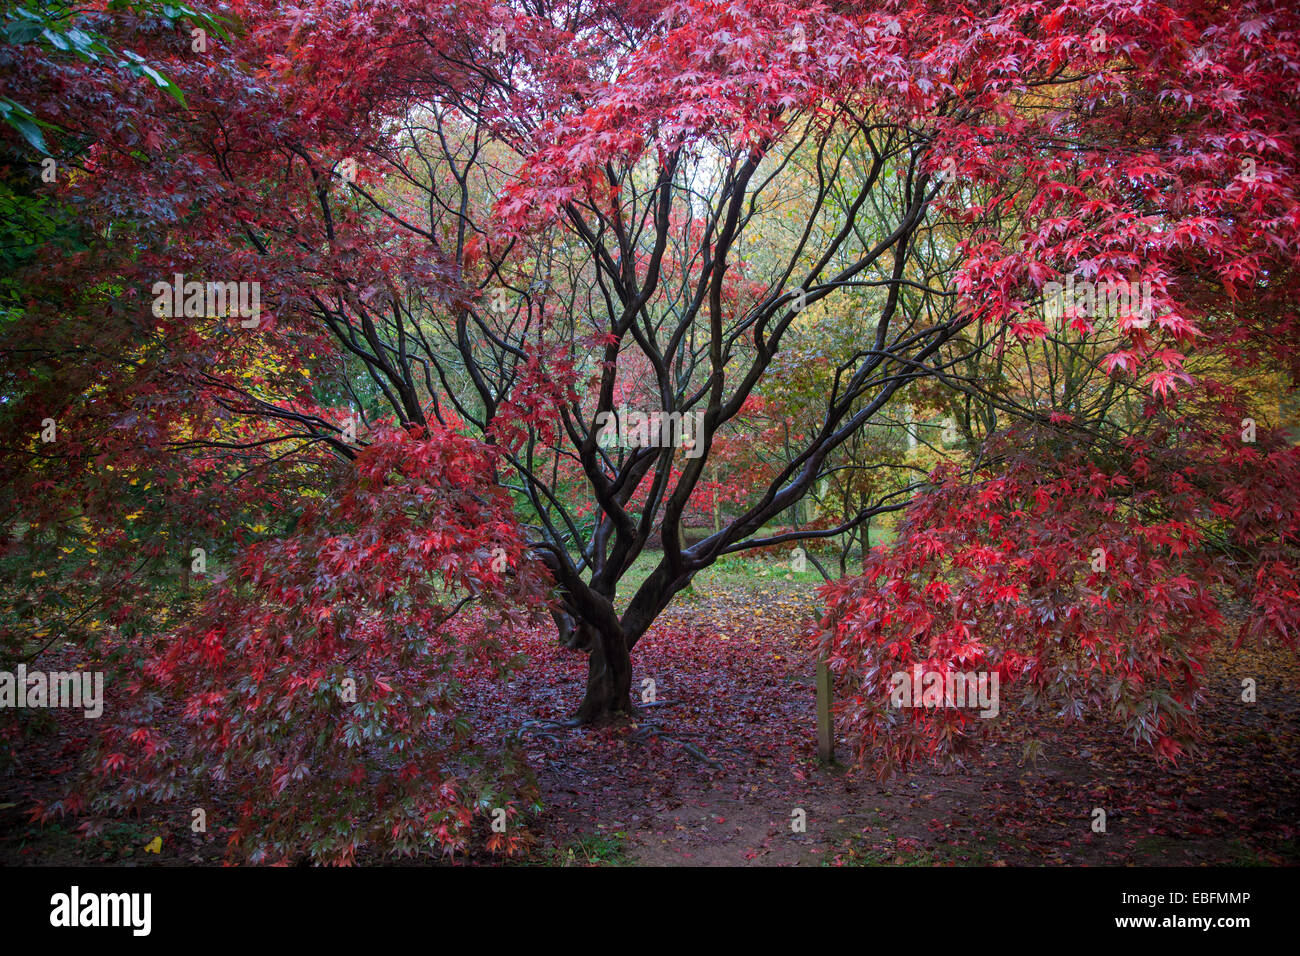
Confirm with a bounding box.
[520,586,1300,866]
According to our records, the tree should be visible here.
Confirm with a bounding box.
[41,426,549,863]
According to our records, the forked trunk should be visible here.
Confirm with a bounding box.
[561,561,679,724]
[574,624,634,724]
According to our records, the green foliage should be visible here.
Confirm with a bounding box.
[1,0,232,152]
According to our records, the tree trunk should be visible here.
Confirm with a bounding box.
[574,624,634,724]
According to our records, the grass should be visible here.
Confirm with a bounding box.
[834,835,997,867]
[607,529,896,614]
[533,831,631,866]
[616,551,823,598]
[3,817,159,864]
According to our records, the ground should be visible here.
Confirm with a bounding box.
[2,553,1298,866]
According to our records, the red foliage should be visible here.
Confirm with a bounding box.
[818,398,1300,773]
[44,427,550,863]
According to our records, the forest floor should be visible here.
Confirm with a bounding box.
[495,571,1300,867]
[2,556,1298,866]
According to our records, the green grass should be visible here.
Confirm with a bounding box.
[1225,837,1300,866]
[611,550,827,613]
[3,818,158,864]
[835,837,995,867]
[606,521,900,607]
[533,831,630,866]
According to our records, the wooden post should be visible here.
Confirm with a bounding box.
[816,657,834,763]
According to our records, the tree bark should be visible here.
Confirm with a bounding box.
[567,561,686,724]
[573,624,634,724]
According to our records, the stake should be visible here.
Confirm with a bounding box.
[816,655,834,763]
